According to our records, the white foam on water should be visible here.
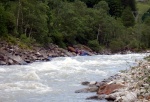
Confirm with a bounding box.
[0,68,7,72]
[0,82,52,93]
[23,71,40,81]
[86,69,107,75]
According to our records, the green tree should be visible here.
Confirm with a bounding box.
[94,0,109,12]
[106,0,123,17]
[0,3,16,36]
[121,0,136,11]
[80,0,101,8]
[142,8,150,22]
[0,4,7,36]
[121,7,135,27]
[109,38,125,52]
[88,40,100,52]
[141,26,150,48]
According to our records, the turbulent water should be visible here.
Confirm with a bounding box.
[0,53,149,102]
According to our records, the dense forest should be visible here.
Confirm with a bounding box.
[0,0,150,53]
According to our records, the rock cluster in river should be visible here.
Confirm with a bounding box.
[75,60,150,102]
[0,41,96,65]
[0,42,76,65]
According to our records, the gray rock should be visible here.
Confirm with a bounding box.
[81,81,90,85]
[8,59,14,65]
[86,95,106,100]
[121,92,137,102]
[86,95,99,100]
[8,55,25,65]
[75,86,98,93]
[0,61,7,65]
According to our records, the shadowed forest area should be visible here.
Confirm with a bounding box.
[0,0,150,53]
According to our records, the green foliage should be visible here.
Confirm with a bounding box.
[88,40,101,52]
[109,39,125,52]
[128,39,140,50]
[80,0,101,8]
[137,2,150,16]
[144,16,150,26]
[106,0,123,17]
[2,35,31,49]
[94,0,109,12]
[0,0,149,52]
[121,0,136,11]
[5,35,18,44]
[142,8,150,21]
[20,34,35,45]
[121,7,135,27]
[0,4,8,36]
[141,26,150,48]
[51,31,65,47]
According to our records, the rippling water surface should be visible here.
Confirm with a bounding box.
[0,53,148,102]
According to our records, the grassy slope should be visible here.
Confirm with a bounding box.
[137,1,150,16]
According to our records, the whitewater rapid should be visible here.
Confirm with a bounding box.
[0,53,148,102]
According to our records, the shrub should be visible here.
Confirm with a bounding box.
[109,39,125,52]
[88,40,101,52]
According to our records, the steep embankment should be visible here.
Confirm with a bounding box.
[75,55,150,102]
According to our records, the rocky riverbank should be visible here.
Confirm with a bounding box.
[75,56,150,102]
[0,41,95,65]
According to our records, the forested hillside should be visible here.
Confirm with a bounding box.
[0,0,150,53]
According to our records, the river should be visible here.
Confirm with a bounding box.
[0,53,148,102]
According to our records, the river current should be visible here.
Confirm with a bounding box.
[0,53,149,102]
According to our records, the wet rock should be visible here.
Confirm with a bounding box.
[105,95,116,101]
[95,82,106,87]
[8,59,14,65]
[121,92,137,102]
[97,83,124,95]
[25,59,31,63]
[0,61,7,65]
[142,83,149,88]
[81,81,90,85]
[32,56,38,60]
[8,55,26,65]
[86,94,106,100]
[75,86,98,93]
[86,95,99,100]
[68,46,76,52]
[146,95,150,100]
[89,81,97,85]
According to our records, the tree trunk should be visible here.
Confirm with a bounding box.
[16,0,21,32]
[20,4,24,34]
[97,24,101,41]
[29,27,32,38]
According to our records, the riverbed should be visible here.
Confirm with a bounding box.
[0,53,148,102]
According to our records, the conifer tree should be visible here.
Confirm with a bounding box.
[121,7,135,27]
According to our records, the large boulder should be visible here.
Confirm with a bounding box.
[68,46,76,52]
[121,92,137,102]
[0,53,7,65]
[97,83,124,95]
[8,55,26,65]
[8,59,14,65]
